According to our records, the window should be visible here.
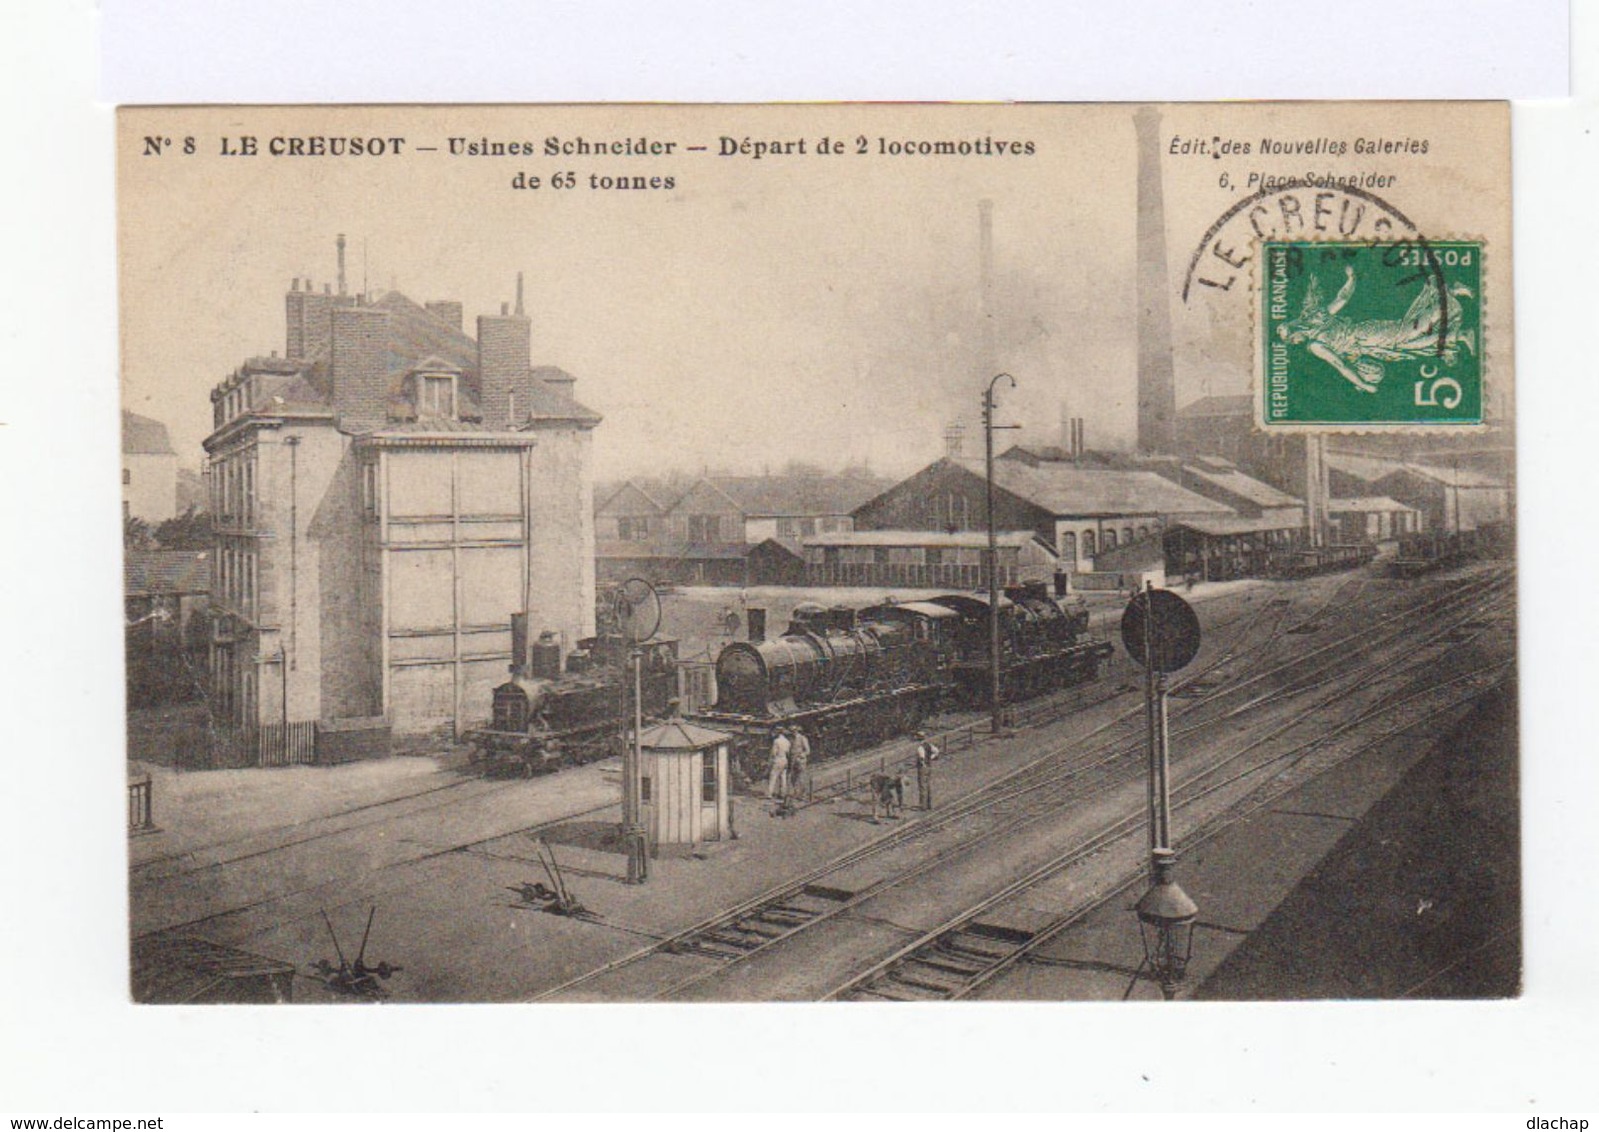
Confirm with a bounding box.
[419,374,456,418]
[688,515,720,542]
[702,754,718,802]
[1060,531,1077,564]
[799,518,817,537]
[1104,529,1118,551]
[1082,531,1096,558]
[122,468,131,485]
[1138,525,1150,540]
[632,516,649,541]
[776,518,796,539]
[617,516,633,540]
[925,548,943,567]
[1123,527,1134,546]
[640,776,652,803]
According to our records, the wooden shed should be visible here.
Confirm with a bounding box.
[638,718,733,855]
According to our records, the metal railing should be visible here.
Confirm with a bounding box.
[128,775,154,833]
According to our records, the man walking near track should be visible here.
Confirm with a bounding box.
[914,731,939,811]
[766,728,791,812]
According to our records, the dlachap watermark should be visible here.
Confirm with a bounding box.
[1527,1121,1590,1131]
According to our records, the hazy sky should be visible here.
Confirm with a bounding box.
[118,104,1510,481]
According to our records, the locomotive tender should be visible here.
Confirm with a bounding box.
[689,581,1113,774]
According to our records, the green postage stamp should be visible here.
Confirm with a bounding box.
[1259,239,1484,429]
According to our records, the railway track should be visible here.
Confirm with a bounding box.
[534,571,1512,1001]
[832,657,1511,1002]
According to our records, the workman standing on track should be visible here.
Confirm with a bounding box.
[787,726,812,808]
[766,728,792,811]
[914,731,939,811]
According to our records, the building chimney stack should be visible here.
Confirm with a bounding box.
[478,300,532,430]
[943,422,966,458]
[336,233,348,297]
[330,305,390,430]
[515,271,525,316]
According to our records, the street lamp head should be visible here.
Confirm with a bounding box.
[1135,847,1199,999]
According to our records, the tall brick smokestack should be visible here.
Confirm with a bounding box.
[337,233,348,297]
[1134,106,1177,455]
[330,306,389,431]
[478,300,531,430]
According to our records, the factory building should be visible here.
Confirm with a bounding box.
[203,246,599,763]
[594,471,887,586]
[851,456,1229,577]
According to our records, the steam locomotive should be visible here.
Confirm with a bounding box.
[464,626,678,777]
[687,581,1112,774]
[467,581,1110,780]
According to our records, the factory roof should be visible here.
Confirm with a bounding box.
[122,410,176,456]
[968,458,1232,518]
[1327,451,1506,489]
[125,550,210,596]
[709,473,890,517]
[1330,496,1420,513]
[596,480,669,515]
[1182,460,1303,510]
[1167,514,1305,536]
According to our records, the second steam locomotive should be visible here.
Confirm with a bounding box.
[688,581,1113,772]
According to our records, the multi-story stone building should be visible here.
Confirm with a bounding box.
[203,260,600,760]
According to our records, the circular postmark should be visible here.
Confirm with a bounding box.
[1183,182,1481,427]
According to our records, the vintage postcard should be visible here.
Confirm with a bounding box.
[118,103,1515,1004]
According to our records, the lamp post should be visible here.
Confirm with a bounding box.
[983,372,1019,737]
[1121,585,1203,1000]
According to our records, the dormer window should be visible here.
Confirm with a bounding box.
[419,373,457,419]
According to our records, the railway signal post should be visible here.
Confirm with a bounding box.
[1120,584,1202,999]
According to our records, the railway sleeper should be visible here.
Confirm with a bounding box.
[731,919,790,940]
[681,939,755,960]
[916,949,993,977]
[885,966,967,996]
[802,884,855,903]
[962,922,1036,946]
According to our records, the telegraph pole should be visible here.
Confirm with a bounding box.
[984,372,1018,736]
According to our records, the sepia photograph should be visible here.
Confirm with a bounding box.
[117,101,1517,1007]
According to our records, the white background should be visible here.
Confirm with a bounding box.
[2,0,1593,1115]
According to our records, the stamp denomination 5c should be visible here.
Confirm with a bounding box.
[1259,239,1483,430]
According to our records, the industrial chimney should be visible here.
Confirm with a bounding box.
[336,233,348,297]
[1134,107,1177,455]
